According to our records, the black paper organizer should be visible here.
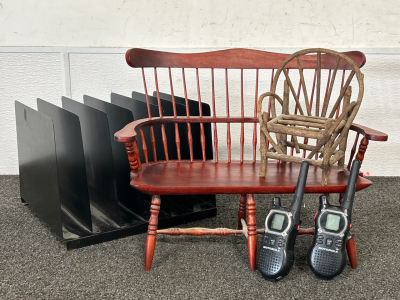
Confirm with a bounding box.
[15,93,216,249]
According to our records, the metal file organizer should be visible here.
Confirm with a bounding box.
[15,94,216,249]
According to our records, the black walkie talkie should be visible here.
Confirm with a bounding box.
[308,159,361,280]
[257,161,309,281]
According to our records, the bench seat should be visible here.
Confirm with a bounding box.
[131,161,371,195]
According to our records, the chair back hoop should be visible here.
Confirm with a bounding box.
[269,48,364,121]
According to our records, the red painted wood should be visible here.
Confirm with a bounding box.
[125,142,140,173]
[196,68,206,162]
[168,68,181,161]
[141,68,152,118]
[225,69,232,163]
[126,48,366,70]
[145,195,161,271]
[291,77,302,156]
[115,117,388,145]
[139,129,149,165]
[182,68,194,162]
[157,227,243,236]
[321,69,332,118]
[302,69,318,158]
[355,137,369,163]
[253,69,259,162]
[118,48,388,272]
[347,133,360,171]
[336,70,346,118]
[266,69,274,150]
[350,124,388,142]
[154,68,169,162]
[246,194,257,271]
[129,161,371,195]
[240,69,245,163]
[211,68,219,163]
[346,235,357,269]
[297,227,315,235]
[237,194,247,230]
[149,127,157,163]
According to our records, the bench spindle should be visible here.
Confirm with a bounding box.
[303,69,318,158]
[139,128,149,165]
[211,68,219,162]
[196,68,206,162]
[182,68,194,162]
[168,68,181,161]
[225,69,232,163]
[322,57,340,118]
[336,70,346,118]
[252,69,259,163]
[154,68,169,162]
[316,52,321,117]
[142,68,158,162]
[321,69,332,118]
[240,69,245,163]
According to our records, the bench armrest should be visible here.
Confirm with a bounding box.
[350,123,388,141]
[114,119,149,143]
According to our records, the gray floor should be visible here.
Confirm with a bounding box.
[1,175,399,299]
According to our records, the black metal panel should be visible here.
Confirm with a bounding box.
[111,93,194,215]
[37,99,93,232]
[82,95,149,218]
[15,101,63,238]
[111,93,161,163]
[61,97,122,225]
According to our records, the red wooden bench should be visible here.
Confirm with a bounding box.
[115,48,388,271]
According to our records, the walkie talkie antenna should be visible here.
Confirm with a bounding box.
[340,159,361,222]
[290,161,309,222]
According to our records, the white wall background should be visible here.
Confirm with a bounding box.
[1,0,399,175]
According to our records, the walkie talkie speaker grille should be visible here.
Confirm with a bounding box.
[258,245,284,275]
[309,248,343,277]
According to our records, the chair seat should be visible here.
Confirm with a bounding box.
[267,114,330,139]
[130,161,371,195]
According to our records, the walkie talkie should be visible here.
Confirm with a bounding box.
[257,161,309,281]
[308,159,361,280]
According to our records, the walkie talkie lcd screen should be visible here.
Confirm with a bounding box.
[326,214,340,231]
[271,214,285,230]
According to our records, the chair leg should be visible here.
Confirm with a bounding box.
[346,235,357,269]
[238,194,247,230]
[145,195,161,271]
[246,194,257,270]
[321,138,332,186]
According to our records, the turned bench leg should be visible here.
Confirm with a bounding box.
[145,195,161,271]
[246,194,257,270]
[237,194,247,230]
[346,233,357,269]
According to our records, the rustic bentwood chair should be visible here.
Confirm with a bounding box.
[114,48,388,272]
[258,48,364,185]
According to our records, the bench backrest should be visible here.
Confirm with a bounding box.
[125,48,366,164]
